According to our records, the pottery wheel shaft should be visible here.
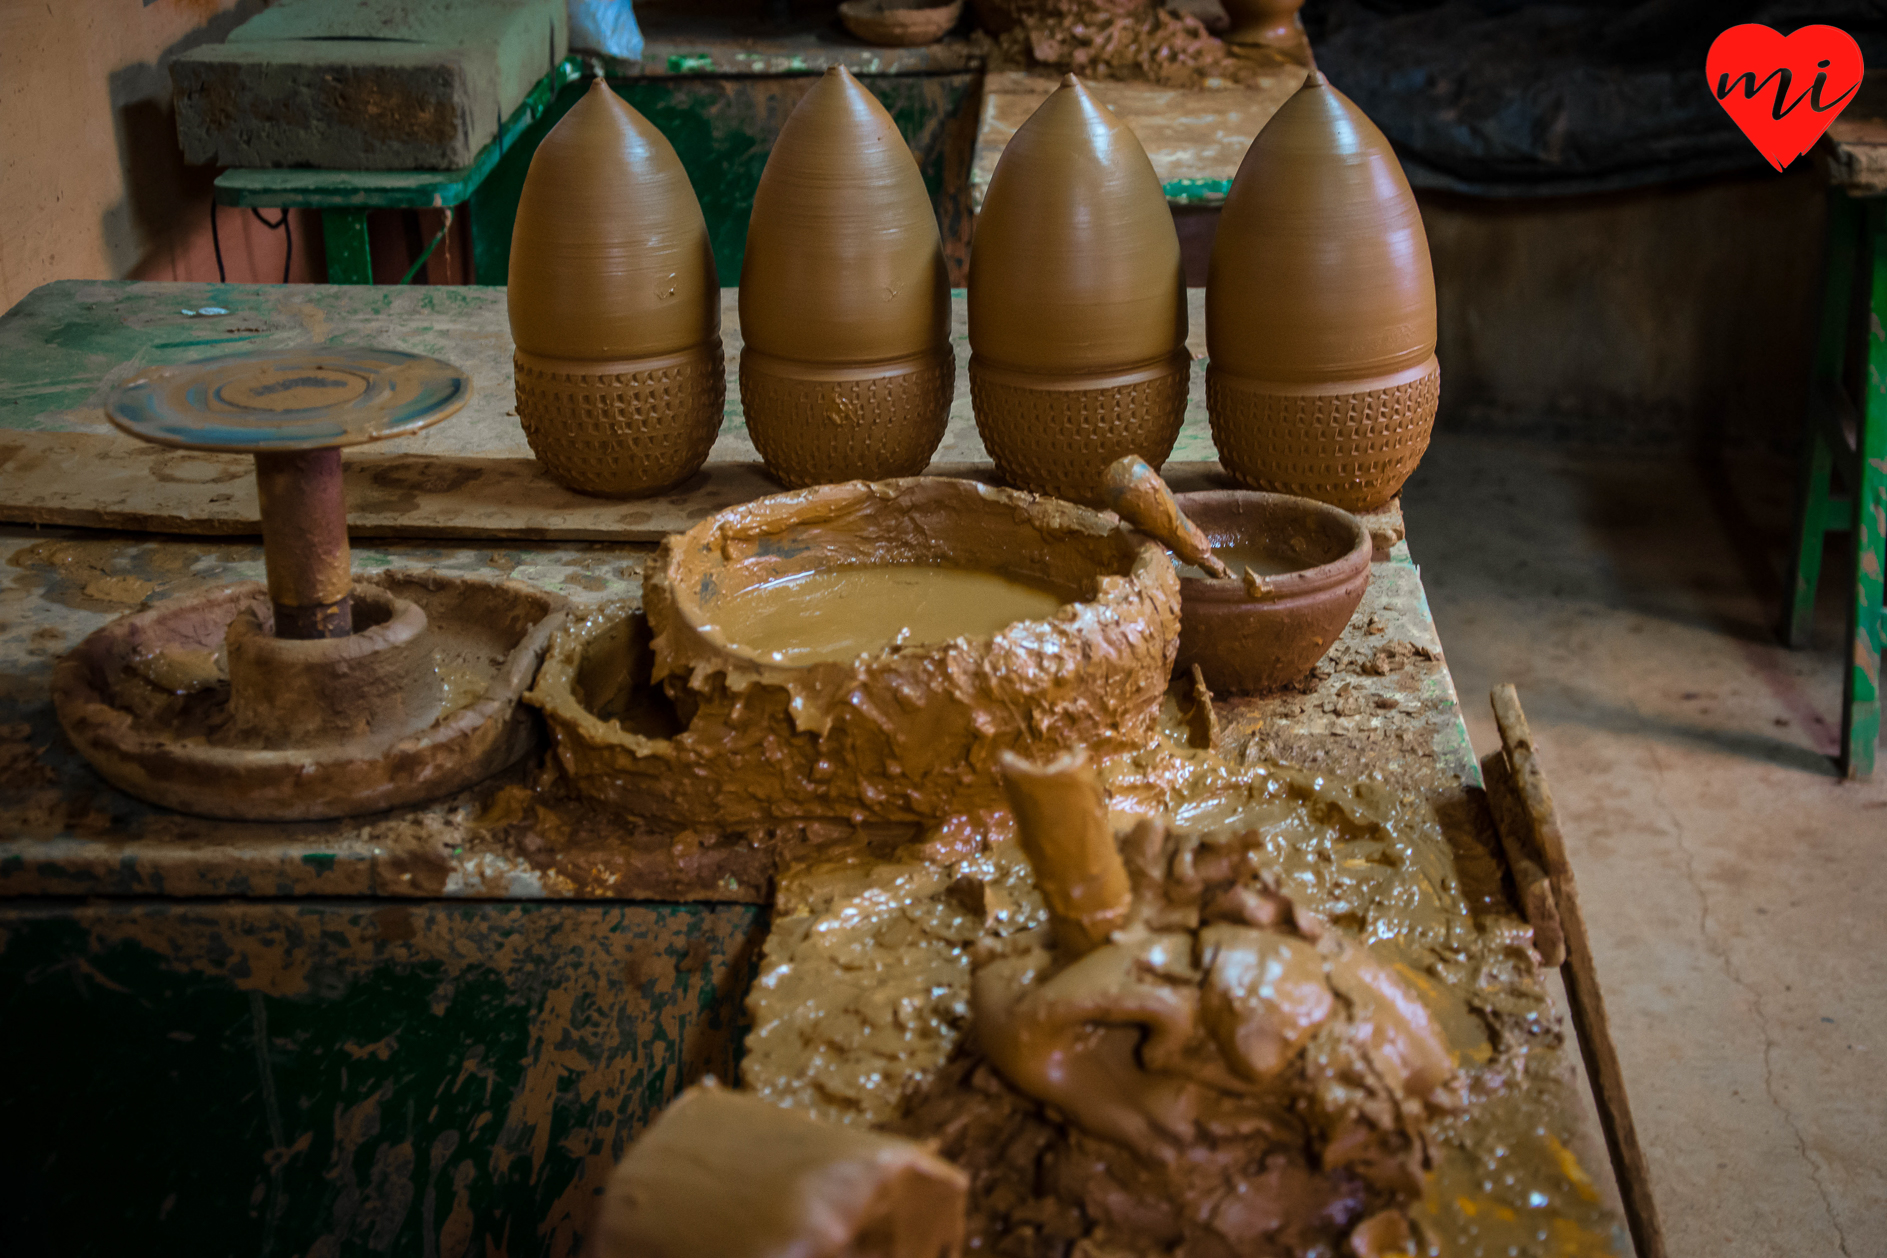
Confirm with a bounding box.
[101,347,473,640]
[254,448,353,638]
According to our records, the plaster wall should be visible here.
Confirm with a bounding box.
[0,0,318,311]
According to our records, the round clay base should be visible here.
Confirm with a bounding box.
[53,571,568,821]
[970,352,1190,504]
[515,341,725,498]
[740,346,954,489]
[1207,355,1440,513]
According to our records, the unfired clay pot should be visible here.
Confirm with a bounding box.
[740,67,953,489]
[838,0,965,47]
[53,572,567,821]
[528,478,1181,825]
[509,78,724,498]
[1206,72,1440,512]
[1220,0,1307,50]
[1171,490,1370,693]
[968,74,1189,505]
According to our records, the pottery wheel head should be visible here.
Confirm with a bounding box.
[105,347,470,452]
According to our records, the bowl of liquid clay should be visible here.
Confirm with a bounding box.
[529,477,1181,825]
[1171,490,1371,693]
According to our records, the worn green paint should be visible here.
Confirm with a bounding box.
[322,210,375,285]
[0,899,764,1256]
[214,57,587,213]
[1161,177,1234,206]
[666,54,715,74]
[1782,190,1885,778]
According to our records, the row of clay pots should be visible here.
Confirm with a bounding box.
[508,66,1437,513]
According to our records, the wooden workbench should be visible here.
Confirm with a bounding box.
[0,283,1628,1255]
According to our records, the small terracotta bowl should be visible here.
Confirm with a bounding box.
[1172,490,1371,693]
[838,0,965,47]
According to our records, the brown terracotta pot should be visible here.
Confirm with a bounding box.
[740,66,953,489]
[968,74,1189,505]
[1170,490,1370,693]
[838,0,965,47]
[1219,0,1306,48]
[528,477,1181,825]
[1206,72,1439,512]
[509,78,724,498]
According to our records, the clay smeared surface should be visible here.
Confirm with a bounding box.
[740,740,1625,1256]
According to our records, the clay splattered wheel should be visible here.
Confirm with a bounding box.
[52,572,567,821]
[969,352,1190,504]
[740,347,953,488]
[515,341,725,498]
[1207,356,1439,512]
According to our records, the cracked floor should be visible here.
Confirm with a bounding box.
[1404,433,1885,1258]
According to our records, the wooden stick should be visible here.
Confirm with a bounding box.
[999,749,1133,956]
[1478,749,1566,966]
[1492,685,1666,1258]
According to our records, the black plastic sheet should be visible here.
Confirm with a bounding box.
[1306,0,1887,195]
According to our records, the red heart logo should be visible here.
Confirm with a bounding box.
[1708,24,1864,172]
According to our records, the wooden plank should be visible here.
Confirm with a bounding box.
[971,68,1307,211]
[1492,684,1667,1258]
[0,284,1227,542]
[1478,748,1566,966]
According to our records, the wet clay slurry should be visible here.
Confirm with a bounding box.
[700,566,1067,666]
[968,74,1190,504]
[1176,539,1312,580]
[740,66,954,488]
[528,478,1181,826]
[592,1084,968,1258]
[508,78,724,497]
[738,744,1623,1257]
[1207,72,1440,512]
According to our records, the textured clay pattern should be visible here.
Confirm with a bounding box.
[970,355,1190,503]
[1208,357,1439,511]
[741,348,955,489]
[515,343,726,498]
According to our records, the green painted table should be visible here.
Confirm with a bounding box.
[0,281,1630,1256]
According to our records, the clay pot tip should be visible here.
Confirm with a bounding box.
[1303,70,1328,87]
[1061,72,1080,88]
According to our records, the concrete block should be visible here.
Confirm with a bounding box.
[171,0,568,171]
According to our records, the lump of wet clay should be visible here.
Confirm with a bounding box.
[589,1083,968,1258]
[907,751,1458,1256]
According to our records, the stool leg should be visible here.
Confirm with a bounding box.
[321,210,374,285]
[1785,192,1861,649]
[1841,205,1887,779]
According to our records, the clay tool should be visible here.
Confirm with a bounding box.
[998,748,1132,956]
[1101,454,1234,580]
[1490,685,1667,1258]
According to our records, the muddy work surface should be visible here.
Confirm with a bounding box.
[1,509,1449,902]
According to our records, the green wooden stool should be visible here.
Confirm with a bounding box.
[214,56,587,285]
[1783,190,1887,779]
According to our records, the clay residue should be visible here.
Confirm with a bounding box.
[532,478,1181,826]
[742,823,1047,1127]
[739,736,1623,1256]
[980,0,1296,89]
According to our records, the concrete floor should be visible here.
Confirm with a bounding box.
[1402,434,1885,1258]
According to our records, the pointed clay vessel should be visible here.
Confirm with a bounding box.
[1206,72,1439,512]
[509,78,724,498]
[968,74,1189,505]
[739,66,953,489]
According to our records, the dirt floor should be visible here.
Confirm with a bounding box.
[1402,432,1885,1258]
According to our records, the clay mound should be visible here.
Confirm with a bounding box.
[528,478,1181,825]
